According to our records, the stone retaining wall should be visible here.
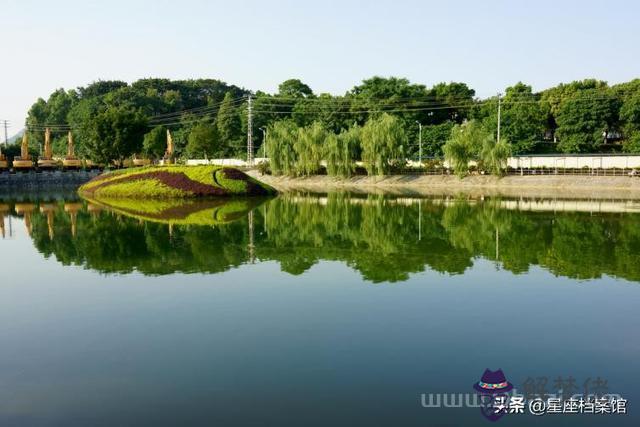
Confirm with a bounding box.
[0,170,100,190]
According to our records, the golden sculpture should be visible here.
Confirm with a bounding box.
[21,133,29,159]
[0,142,7,169]
[164,129,174,164]
[166,129,174,156]
[12,133,33,170]
[63,131,82,168]
[44,128,52,158]
[67,131,74,157]
[38,127,57,169]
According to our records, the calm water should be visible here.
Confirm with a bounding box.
[0,192,639,426]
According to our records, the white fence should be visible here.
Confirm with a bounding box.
[183,155,640,170]
[507,155,640,169]
[185,158,269,167]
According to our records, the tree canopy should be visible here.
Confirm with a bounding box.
[21,76,640,166]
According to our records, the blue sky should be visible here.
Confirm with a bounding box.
[2,0,638,136]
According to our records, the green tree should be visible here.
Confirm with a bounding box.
[555,88,620,153]
[480,135,511,175]
[325,125,360,177]
[421,122,455,157]
[361,113,407,175]
[292,94,352,131]
[67,97,102,159]
[294,122,326,176]
[142,125,168,159]
[266,120,298,175]
[426,82,476,124]
[216,92,242,156]
[443,120,484,177]
[349,76,429,127]
[186,120,219,158]
[620,93,640,152]
[84,106,147,165]
[481,83,547,154]
[278,79,313,98]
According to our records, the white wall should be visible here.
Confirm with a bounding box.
[185,158,269,166]
[507,155,640,169]
[184,156,640,169]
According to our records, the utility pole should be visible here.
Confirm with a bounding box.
[415,121,422,165]
[496,93,502,144]
[247,95,254,166]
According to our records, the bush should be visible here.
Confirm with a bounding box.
[257,160,271,175]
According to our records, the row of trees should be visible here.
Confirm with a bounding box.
[264,115,511,177]
[23,79,248,164]
[267,114,408,177]
[17,76,640,167]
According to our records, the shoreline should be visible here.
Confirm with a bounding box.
[247,172,640,200]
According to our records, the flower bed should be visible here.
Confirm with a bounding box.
[79,165,276,198]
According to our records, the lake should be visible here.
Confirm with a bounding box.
[0,192,639,426]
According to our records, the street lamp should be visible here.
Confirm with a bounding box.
[259,127,267,158]
[415,121,422,166]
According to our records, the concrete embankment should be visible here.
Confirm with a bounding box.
[0,170,100,192]
[247,172,640,200]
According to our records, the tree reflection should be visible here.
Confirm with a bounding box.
[4,194,640,283]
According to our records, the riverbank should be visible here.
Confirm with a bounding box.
[246,172,640,199]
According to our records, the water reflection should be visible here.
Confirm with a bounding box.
[2,193,640,282]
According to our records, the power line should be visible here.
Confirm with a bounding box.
[148,96,247,121]
[22,92,635,130]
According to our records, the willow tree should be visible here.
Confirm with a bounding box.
[480,135,512,176]
[444,120,510,177]
[361,114,407,175]
[294,121,326,176]
[266,120,298,176]
[325,125,360,177]
[443,120,483,177]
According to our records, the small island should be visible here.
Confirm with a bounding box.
[78,165,276,198]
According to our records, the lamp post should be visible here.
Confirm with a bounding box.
[259,127,267,158]
[415,121,422,166]
[497,93,502,144]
